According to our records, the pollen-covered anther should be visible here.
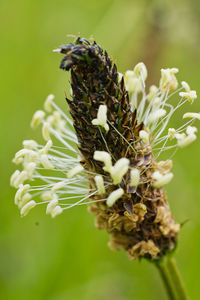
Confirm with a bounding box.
[14,184,30,205]
[93,151,112,173]
[168,128,176,139]
[147,85,158,102]
[51,181,67,192]
[130,168,140,187]
[124,70,140,93]
[13,149,38,165]
[40,155,54,169]
[39,140,53,155]
[175,128,197,148]
[31,110,45,129]
[179,90,197,103]
[46,199,58,215]
[139,130,149,143]
[106,188,124,207]
[20,200,36,217]
[44,94,55,112]
[25,162,36,179]
[22,140,38,149]
[18,193,32,209]
[67,165,84,179]
[51,206,63,218]
[152,171,174,188]
[110,158,129,185]
[92,105,109,132]
[42,122,51,141]
[181,81,190,92]
[10,170,20,187]
[13,170,28,188]
[94,175,105,195]
[159,68,179,92]
[134,62,147,81]
[148,109,166,124]
[183,112,200,120]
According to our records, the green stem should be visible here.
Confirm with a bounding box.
[155,260,177,300]
[167,257,190,300]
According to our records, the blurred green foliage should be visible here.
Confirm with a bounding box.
[0,0,200,299]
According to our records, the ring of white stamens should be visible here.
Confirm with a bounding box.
[106,188,124,207]
[92,105,109,132]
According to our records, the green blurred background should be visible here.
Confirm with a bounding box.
[1,0,200,299]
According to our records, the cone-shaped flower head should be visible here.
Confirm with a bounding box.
[11,37,199,261]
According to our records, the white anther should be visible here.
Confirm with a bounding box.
[147,85,158,102]
[139,130,149,143]
[22,140,38,149]
[168,128,176,139]
[13,171,28,188]
[42,122,51,141]
[179,91,197,103]
[31,110,45,129]
[106,188,124,207]
[94,175,105,194]
[152,171,174,188]
[18,193,32,209]
[39,140,53,155]
[20,200,36,217]
[183,112,200,120]
[51,206,63,218]
[41,192,57,201]
[10,170,20,187]
[181,81,190,92]
[92,105,109,132]
[152,97,160,107]
[186,126,197,135]
[44,94,55,112]
[130,168,140,187]
[25,162,36,179]
[110,158,129,185]
[14,184,30,205]
[40,154,54,169]
[52,48,61,53]
[13,149,38,164]
[126,77,139,93]
[176,132,196,148]
[46,199,58,215]
[134,62,147,81]
[51,181,66,192]
[94,151,112,173]
[160,68,179,91]
[67,165,84,179]
[148,109,166,124]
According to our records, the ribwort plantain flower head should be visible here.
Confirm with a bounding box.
[11,37,199,261]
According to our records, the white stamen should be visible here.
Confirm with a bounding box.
[46,199,58,215]
[147,85,158,102]
[186,126,197,135]
[22,140,38,149]
[93,151,112,173]
[92,105,109,132]
[183,112,200,120]
[18,193,32,209]
[130,168,140,187]
[25,162,36,179]
[152,171,174,188]
[67,165,84,178]
[181,81,190,92]
[20,200,36,217]
[51,181,67,192]
[31,110,45,129]
[179,91,197,103]
[134,62,147,81]
[110,158,129,185]
[94,175,105,194]
[13,171,28,188]
[10,170,20,187]
[40,155,54,169]
[106,188,124,207]
[139,130,149,143]
[39,140,53,155]
[42,122,51,141]
[44,94,55,112]
[51,206,63,218]
[176,131,196,148]
[14,184,30,205]
[148,109,166,124]
[41,192,57,201]
[159,68,179,92]
[168,128,176,139]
